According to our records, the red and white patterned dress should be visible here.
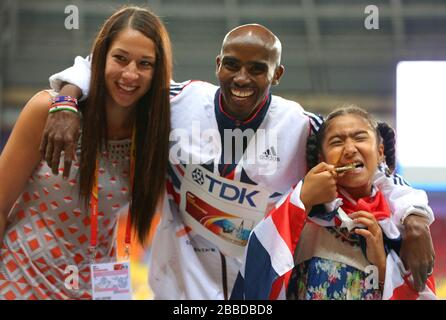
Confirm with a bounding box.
[0,138,131,299]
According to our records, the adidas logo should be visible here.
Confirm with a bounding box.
[259,147,280,162]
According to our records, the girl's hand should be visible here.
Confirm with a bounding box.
[350,210,386,281]
[300,162,338,212]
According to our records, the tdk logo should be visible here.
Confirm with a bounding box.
[206,175,259,207]
[260,147,280,162]
[195,174,259,207]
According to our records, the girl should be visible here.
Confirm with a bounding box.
[287,106,435,299]
[0,6,172,299]
[230,105,435,300]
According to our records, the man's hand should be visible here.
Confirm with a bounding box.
[400,214,435,292]
[39,111,80,178]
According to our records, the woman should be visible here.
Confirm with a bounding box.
[0,6,172,299]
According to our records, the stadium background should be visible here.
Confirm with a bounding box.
[0,0,445,299]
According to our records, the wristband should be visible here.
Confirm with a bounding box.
[51,101,78,110]
[51,95,78,106]
[49,105,79,114]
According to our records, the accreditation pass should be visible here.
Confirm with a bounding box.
[90,261,132,300]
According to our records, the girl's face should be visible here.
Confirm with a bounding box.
[321,114,384,199]
[105,27,156,109]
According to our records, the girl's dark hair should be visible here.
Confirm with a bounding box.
[377,122,396,172]
[79,6,172,245]
[306,105,396,173]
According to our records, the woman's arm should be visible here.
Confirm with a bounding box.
[0,91,53,241]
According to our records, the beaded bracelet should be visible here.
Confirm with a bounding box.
[51,101,78,109]
[51,95,78,106]
[49,105,79,114]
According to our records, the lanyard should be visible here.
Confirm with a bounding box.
[89,129,135,262]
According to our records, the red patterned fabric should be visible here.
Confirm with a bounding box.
[0,139,131,299]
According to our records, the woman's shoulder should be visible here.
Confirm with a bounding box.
[8,90,56,137]
[13,90,51,113]
[27,90,53,107]
[18,90,56,119]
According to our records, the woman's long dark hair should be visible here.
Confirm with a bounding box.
[306,105,396,173]
[79,6,172,245]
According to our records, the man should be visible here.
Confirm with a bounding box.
[42,24,434,299]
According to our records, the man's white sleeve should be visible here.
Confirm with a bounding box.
[49,55,92,100]
[374,163,435,229]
